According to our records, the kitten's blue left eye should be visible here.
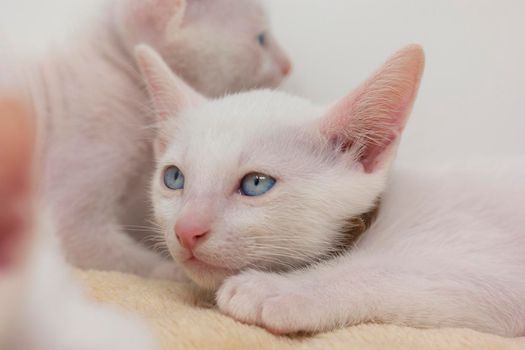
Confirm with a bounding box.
[163,166,185,190]
[257,32,267,47]
[240,173,276,197]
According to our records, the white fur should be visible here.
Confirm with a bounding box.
[216,162,525,336]
[143,46,525,336]
[10,0,291,277]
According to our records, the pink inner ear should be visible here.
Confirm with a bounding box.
[322,45,425,173]
[135,44,207,122]
[324,88,400,173]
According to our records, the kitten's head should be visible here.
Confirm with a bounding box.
[137,45,425,289]
[117,0,291,97]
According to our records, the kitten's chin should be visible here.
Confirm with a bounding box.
[181,257,234,290]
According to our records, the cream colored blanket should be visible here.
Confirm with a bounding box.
[77,270,525,350]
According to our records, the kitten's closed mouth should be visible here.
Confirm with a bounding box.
[184,255,230,274]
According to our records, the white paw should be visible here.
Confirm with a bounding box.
[216,270,328,334]
[150,261,189,282]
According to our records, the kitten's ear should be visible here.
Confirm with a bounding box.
[320,45,425,173]
[118,0,186,42]
[135,44,206,121]
[135,45,206,156]
[0,97,34,269]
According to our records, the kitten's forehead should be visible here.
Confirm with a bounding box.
[183,90,318,143]
[166,90,322,177]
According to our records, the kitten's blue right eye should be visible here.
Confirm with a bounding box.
[163,166,184,190]
[240,173,276,197]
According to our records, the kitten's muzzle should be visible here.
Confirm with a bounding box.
[174,220,209,251]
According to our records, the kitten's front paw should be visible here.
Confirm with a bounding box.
[216,270,328,334]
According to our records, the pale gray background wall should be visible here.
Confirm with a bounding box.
[2,0,524,166]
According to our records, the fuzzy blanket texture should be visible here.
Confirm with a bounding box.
[77,270,525,350]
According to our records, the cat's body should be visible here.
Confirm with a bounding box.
[12,0,291,277]
[36,22,163,276]
[136,45,525,336]
[234,161,525,335]
[0,98,158,350]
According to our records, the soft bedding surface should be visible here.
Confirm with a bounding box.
[77,270,525,350]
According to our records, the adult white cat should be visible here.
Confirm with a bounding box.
[137,44,525,336]
[0,98,158,350]
[23,0,291,277]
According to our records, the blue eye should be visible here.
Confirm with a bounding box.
[163,166,184,190]
[257,32,267,47]
[240,173,276,197]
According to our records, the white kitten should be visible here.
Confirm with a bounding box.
[13,0,291,278]
[116,0,291,96]
[137,45,525,336]
[0,99,159,350]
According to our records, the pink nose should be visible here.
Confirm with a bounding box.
[174,220,209,250]
[281,61,292,76]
